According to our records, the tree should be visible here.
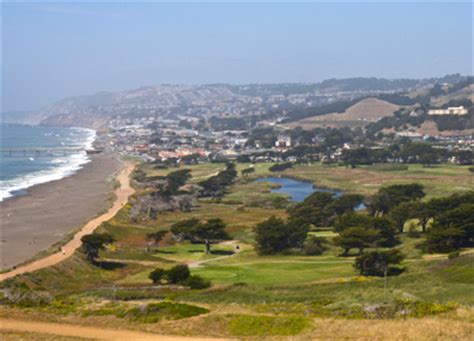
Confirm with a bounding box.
[193,218,229,254]
[146,231,167,253]
[334,211,373,232]
[354,249,405,276]
[254,216,309,255]
[411,202,434,232]
[436,204,474,246]
[165,169,192,193]
[372,217,400,247]
[170,218,201,241]
[148,264,210,288]
[423,204,474,252]
[288,192,335,227]
[167,264,191,284]
[269,162,293,172]
[241,167,255,177]
[368,184,425,216]
[303,236,327,255]
[170,218,229,254]
[333,227,380,256]
[199,163,237,197]
[149,268,166,284]
[422,226,465,253]
[329,194,365,216]
[329,194,364,226]
[81,233,114,263]
[185,275,211,289]
[389,202,414,233]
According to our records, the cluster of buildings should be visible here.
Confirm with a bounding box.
[428,106,469,116]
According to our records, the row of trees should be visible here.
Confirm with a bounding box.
[342,142,474,168]
[269,162,294,172]
[253,184,473,257]
[288,191,364,227]
[199,162,237,197]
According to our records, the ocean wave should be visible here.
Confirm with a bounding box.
[0,127,97,202]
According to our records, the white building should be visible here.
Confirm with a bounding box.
[428,106,468,116]
[275,135,291,148]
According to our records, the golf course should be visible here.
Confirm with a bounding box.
[1,161,473,340]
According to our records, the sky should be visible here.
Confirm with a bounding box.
[2,1,473,111]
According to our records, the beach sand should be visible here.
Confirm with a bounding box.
[0,153,120,270]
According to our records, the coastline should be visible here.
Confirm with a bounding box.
[0,153,121,270]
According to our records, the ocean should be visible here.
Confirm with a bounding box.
[0,124,95,201]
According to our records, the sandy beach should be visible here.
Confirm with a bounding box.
[0,153,120,270]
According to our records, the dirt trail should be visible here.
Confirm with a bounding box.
[0,318,230,340]
[188,241,240,268]
[0,162,135,281]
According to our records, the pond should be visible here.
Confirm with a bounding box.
[256,176,365,210]
[256,177,340,202]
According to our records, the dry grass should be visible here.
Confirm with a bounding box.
[299,310,474,340]
[2,306,472,340]
[286,98,399,130]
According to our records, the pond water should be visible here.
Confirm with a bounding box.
[256,176,365,210]
[256,177,341,202]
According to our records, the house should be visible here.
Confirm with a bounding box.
[275,135,291,148]
[428,106,468,116]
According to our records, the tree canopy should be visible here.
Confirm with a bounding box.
[253,216,309,255]
[423,204,474,253]
[368,183,425,216]
[199,163,237,197]
[170,218,229,253]
[81,233,114,263]
[354,249,405,276]
[333,226,380,256]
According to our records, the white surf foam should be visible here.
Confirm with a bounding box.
[0,128,97,202]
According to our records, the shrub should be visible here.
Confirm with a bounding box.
[149,268,166,284]
[166,264,191,284]
[124,302,209,323]
[228,315,309,336]
[448,250,461,259]
[269,162,293,172]
[303,236,327,255]
[354,249,405,276]
[270,196,289,209]
[185,275,211,289]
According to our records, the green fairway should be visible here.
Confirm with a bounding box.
[193,259,355,286]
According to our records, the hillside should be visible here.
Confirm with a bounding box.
[286,98,399,129]
[3,75,465,128]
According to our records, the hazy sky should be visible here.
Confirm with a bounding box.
[2,1,473,111]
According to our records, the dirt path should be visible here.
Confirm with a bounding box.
[188,241,240,269]
[0,318,230,340]
[0,162,135,282]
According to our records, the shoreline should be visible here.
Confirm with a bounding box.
[0,153,121,270]
[0,125,96,202]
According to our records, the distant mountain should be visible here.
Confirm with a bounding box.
[1,110,45,125]
[4,74,469,129]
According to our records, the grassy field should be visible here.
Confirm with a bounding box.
[1,161,473,339]
[276,163,473,197]
[143,161,472,198]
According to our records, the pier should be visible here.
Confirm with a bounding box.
[0,147,85,157]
